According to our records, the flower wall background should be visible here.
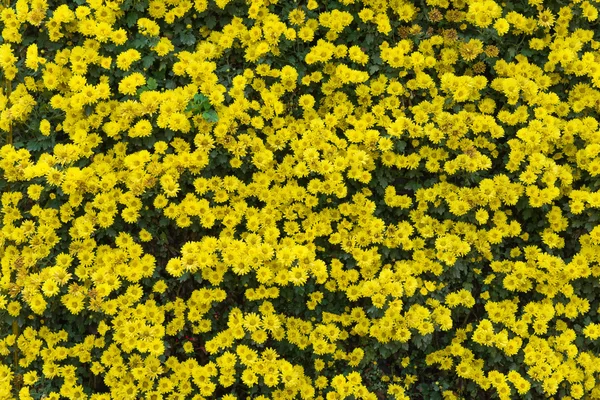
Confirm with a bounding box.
[1,0,600,399]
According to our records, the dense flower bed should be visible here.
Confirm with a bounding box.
[1,0,600,398]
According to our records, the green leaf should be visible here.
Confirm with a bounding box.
[202,110,219,123]
[205,16,217,29]
[142,55,155,69]
[507,47,517,59]
[125,11,139,27]
[395,140,407,153]
[146,77,158,90]
[186,102,202,113]
[179,32,196,46]
[133,0,148,11]
[194,93,209,103]
[22,36,36,45]
[131,36,147,49]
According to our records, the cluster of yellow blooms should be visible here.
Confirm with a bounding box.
[1,0,600,398]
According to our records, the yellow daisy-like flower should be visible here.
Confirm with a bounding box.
[22,371,38,386]
[288,266,309,286]
[183,341,194,353]
[118,72,146,96]
[139,229,153,242]
[153,37,175,56]
[40,119,51,137]
[152,280,168,294]
[537,9,555,28]
[111,28,128,45]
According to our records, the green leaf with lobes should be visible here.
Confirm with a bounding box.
[202,110,219,123]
